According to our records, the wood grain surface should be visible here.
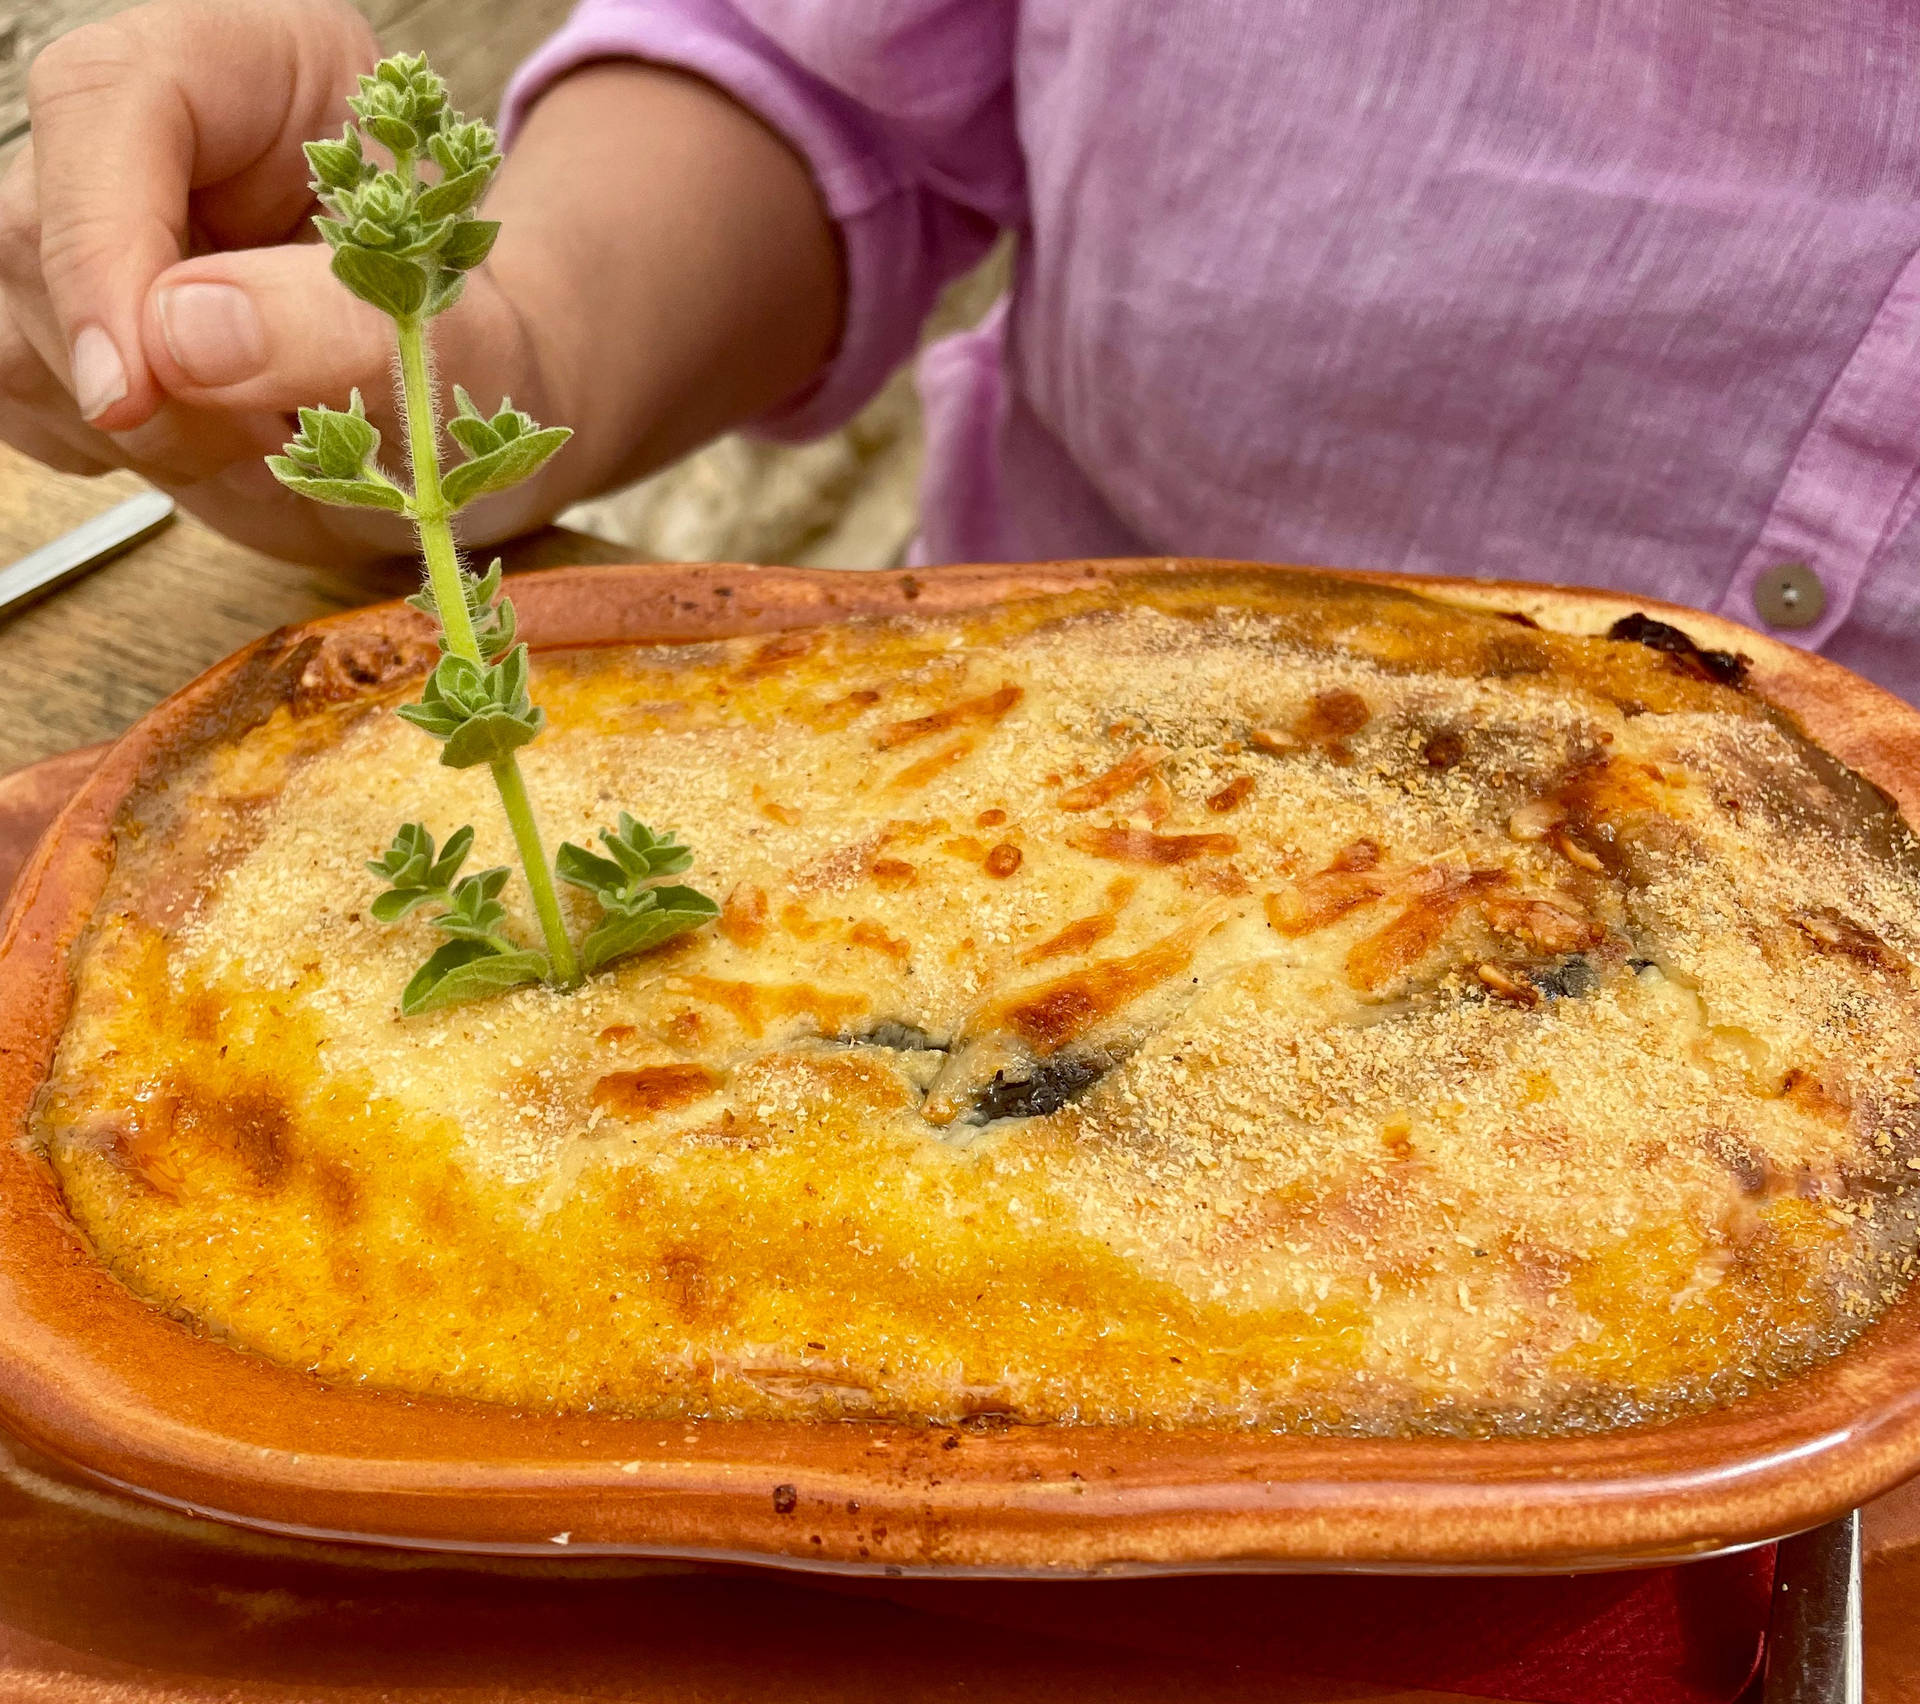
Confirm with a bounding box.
[0,442,626,769]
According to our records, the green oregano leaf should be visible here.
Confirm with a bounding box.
[602,813,696,880]
[300,404,378,479]
[437,708,543,767]
[579,886,720,975]
[554,841,628,896]
[442,425,572,509]
[367,822,475,919]
[556,817,694,899]
[416,165,493,222]
[331,245,428,318]
[446,386,502,458]
[407,559,518,661]
[332,177,413,245]
[369,888,429,924]
[429,118,501,180]
[557,814,717,974]
[368,821,433,885]
[400,938,547,1016]
[330,245,428,318]
[424,824,476,884]
[304,128,371,194]
[438,218,500,273]
[473,599,518,664]
[265,459,409,511]
[396,648,546,767]
[424,271,466,319]
[389,213,457,261]
[363,115,420,156]
[433,866,514,941]
[348,52,447,158]
[271,390,395,503]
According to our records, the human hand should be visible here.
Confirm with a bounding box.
[0,0,554,563]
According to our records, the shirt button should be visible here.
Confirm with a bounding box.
[1752,561,1826,630]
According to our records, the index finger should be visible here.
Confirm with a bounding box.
[26,0,377,429]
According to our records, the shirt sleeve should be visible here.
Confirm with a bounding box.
[499,0,1020,441]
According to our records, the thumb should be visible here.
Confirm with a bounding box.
[143,244,391,412]
[143,245,544,435]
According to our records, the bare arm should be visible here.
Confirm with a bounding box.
[483,62,843,512]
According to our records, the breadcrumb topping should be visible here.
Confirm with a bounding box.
[34,572,1920,1434]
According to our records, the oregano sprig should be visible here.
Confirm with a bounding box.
[556,815,720,975]
[279,52,717,1015]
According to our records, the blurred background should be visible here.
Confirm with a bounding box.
[0,0,1004,768]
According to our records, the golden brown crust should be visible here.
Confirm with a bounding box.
[4,559,1920,1573]
[25,567,1920,1440]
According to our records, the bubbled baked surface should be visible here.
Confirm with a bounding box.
[35,573,1920,1433]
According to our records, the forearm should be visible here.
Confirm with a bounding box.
[479,61,843,524]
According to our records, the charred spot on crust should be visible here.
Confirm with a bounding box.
[592,1064,724,1118]
[1066,826,1239,866]
[967,1050,1118,1124]
[291,630,439,713]
[1529,955,1595,1000]
[1606,613,1750,688]
[204,1091,291,1188]
[658,1245,734,1327]
[1299,689,1370,742]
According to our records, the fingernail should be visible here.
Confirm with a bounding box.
[70,324,127,419]
[156,282,266,387]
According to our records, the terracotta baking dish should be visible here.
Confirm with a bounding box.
[3,557,1919,1577]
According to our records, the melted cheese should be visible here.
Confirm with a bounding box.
[34,573,1920,1434]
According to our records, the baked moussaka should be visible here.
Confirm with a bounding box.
[32,569,1920,1436]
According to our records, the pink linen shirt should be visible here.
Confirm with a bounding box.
[505,0,1920,702]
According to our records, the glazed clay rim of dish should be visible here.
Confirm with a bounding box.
[3,557,1919,1577]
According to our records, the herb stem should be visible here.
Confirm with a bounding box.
[393,313,580,988]
[395,316,480,660]
[490,755,578,985]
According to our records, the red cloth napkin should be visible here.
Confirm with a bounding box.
[860,1545,1775,1703]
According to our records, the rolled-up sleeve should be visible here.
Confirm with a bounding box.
[500,0,1019,440]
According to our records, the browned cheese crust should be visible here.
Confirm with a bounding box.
[31,572,1920,1434]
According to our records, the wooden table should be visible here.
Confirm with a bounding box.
[0,443,626,770]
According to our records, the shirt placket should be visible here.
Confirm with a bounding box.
[1718,241,1920,650]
